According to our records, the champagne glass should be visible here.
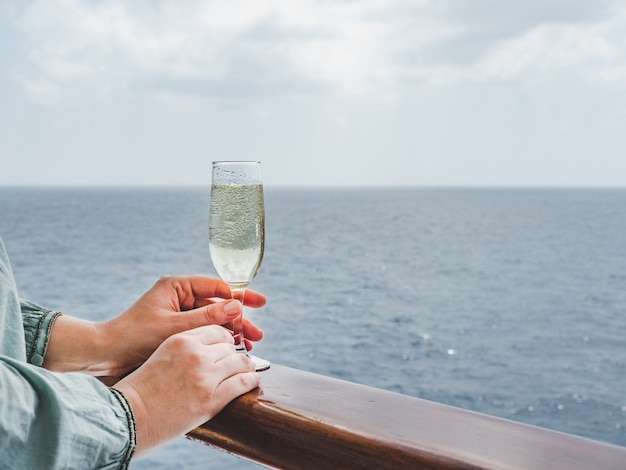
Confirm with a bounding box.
[209,161,270,371]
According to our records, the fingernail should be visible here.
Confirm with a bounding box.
[224,300,241,316]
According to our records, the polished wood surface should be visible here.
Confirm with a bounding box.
[188,364,626,469]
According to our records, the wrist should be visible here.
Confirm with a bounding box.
[109,387,138,462]
[113,379,155,458]
[44,316,119,375]
[93,319,129,377]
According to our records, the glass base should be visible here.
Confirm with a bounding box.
[247,354,270,371]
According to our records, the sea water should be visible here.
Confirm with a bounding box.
[1,187,625,469]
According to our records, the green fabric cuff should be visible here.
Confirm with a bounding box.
[20,299,62,366]
[109,387,137,469]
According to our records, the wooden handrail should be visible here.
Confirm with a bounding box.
[188,364,626,469]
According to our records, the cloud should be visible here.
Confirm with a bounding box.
[475,22,616,79]
[410,20,619,85]
[4,0,626,105]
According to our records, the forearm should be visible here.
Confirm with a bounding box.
[44,316,120,376]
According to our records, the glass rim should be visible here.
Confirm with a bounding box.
[212,160,261,165]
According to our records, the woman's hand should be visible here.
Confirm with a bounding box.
[101,276,265,377]
[113,325,261,457]
[44,276,265,379]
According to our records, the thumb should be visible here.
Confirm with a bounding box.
[182,299,242,330]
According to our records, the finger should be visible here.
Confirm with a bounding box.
[185,276,264,308]
[166,276,233,312]
[219,317,263,336]
[185,276,234,300]
[215,369,261,403]
[242,319,264,342]
[243,338,255,351]
[191,287,267,310]
[178,276,266,312]
[193,290,267,308]
[203,341,238,363]
[187,325,235,345]
[180,300,243,331]
[190,297,221,309]
[213,351,257,384]
[238,289,267,308]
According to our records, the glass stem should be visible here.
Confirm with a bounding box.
[230,286,247,353]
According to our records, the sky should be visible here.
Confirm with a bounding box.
[1,0,625,188]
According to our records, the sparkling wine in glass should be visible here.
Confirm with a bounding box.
[209,161,270,371]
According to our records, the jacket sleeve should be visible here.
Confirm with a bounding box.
[0,355,136,470]
[20,299,62,366]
